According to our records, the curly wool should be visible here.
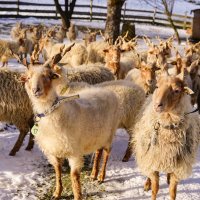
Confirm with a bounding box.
[133,95,200,180]
[66,65,115,84]
[0,40,19,62]
[0,69,33,129]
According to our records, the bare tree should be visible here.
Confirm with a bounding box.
[54,0,76,30]
[104,0,126,44]
[143,0,180,44]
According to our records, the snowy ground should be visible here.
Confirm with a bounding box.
[0,18,200,200]
[0,127,200,200]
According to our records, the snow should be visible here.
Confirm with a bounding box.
[0,127,200,200]
[0,8,199,200]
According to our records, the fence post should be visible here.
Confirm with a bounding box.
[90,0,93,21]
[183,11,188,29]
[152,7,157,25]
[123,2,126,23]
[17,0,19,16]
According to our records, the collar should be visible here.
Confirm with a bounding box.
[184,107,199,115]
[34,94,79,123]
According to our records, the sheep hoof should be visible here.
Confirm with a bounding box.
[90,174,97,181]
[98,180,104,184]
[122,157,129,162]
[97,177,104,184]
[25,146,32,151]
[9,150,16,156]
[50,196,59,200]
[51,194,60,200]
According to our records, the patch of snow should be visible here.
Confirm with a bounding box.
[0,127,200,199]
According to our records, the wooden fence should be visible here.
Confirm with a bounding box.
[0,1,192,29]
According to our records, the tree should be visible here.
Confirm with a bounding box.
[54,0,76,30]
[104,0,126,44]
[143,0,181,44]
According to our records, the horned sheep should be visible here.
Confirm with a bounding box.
[23,63,120,200]
[39,37,88,67]
[125,61,158,95]
[133,73,200,200]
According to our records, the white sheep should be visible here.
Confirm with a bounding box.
[23,63,120,200]
[66,23,78,42]
[86,40,109,64]
[40,37,87,66]
[55,78,146,162]
[133,72,200,200]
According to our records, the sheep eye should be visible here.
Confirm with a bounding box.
[174,89,180,94]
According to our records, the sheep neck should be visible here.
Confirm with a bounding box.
[106,61,120,75]
[31,91,58,115]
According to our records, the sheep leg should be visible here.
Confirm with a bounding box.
[1,62,5,67]
[52,160,63,199]
[90,149,103,180]
[150,171,159,200]
[122,136,132,162]
[25,132,35,151]
[98,148,110,183]
[144,177,151,191]
[169,173,178,200]
[9,129,27,156]
[167,173,171,185]
[68,157,83,200]
[122,130,134,162]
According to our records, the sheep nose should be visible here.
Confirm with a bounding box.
[147,80,153,84]
[156,103,163,108]
[32,87,40,94]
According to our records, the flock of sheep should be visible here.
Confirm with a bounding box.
[0,22,200,200]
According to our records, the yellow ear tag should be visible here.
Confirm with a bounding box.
[31,124,39,136]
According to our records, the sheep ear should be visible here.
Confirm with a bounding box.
[120,49,126,53]
[18,74,28,83]
[184,86,194,95]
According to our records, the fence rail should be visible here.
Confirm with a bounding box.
[0,1,192,29]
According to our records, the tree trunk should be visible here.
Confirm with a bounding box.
[167,14,181,44]
[54,0,76,30]
[104,0,125,44]
[162,0,181,44]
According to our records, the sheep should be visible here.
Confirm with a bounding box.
[0,39,22,67]
[133,71,200,200]
[0,69,34,156]
[22,61,120,200]
[5,43,114,156]
[39,37,88,66]
[10,22,23,40]
[86,40,109,64]
[103,44,136,79]
[83,29,98,46]
[54,78,146,162]
[66,23,77,42]
[125,60,158,95]
[37,50,145,162]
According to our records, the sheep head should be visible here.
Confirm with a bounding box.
[83,29,98,46]
[24,64,61,99]
[153,73,193,113]
[103,45,121,75]
[18,43,75,99]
